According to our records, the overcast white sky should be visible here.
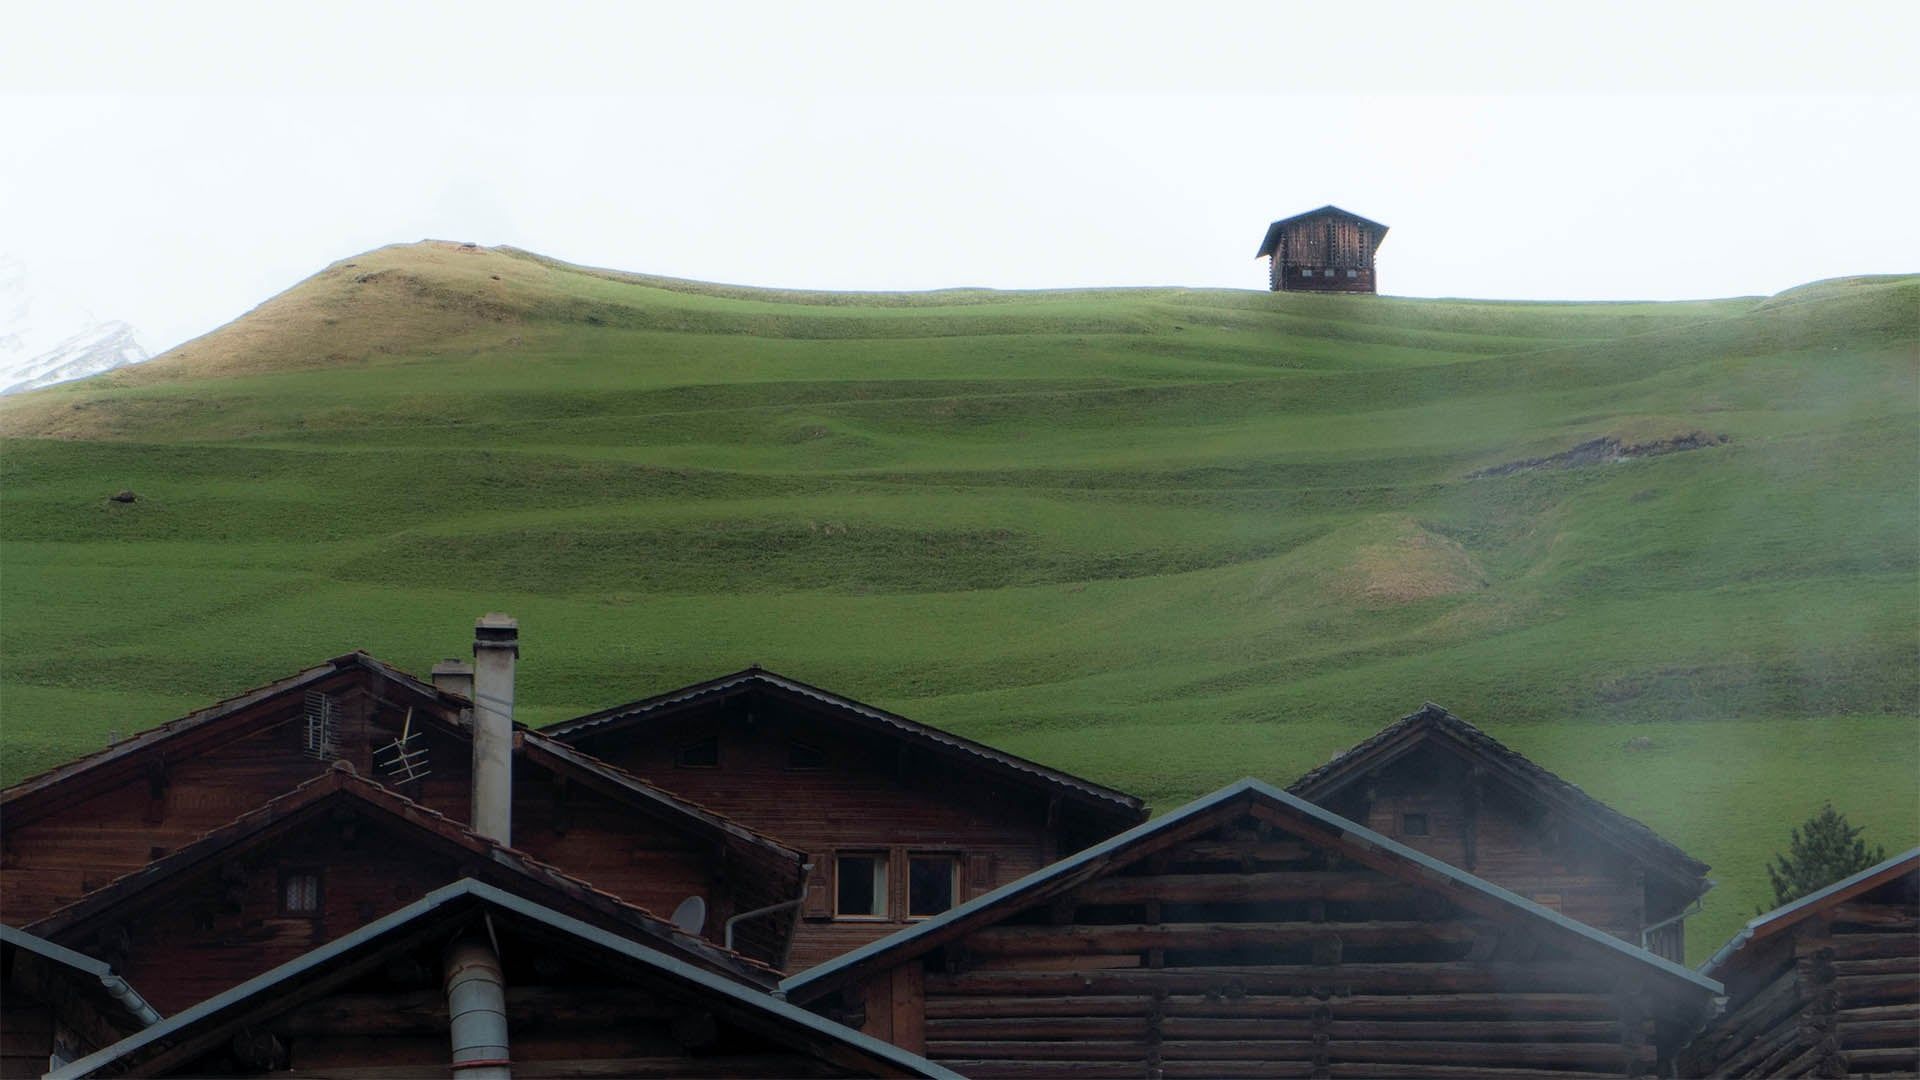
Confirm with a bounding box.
[2,1,1915,355]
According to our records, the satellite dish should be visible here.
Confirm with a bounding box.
[670,895,707,935]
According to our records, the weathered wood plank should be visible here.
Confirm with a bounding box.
[1071,872,1413,906]
[964,921,1478,957]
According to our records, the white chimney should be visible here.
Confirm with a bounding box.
[431,658,474,700]
[470,614,517,846]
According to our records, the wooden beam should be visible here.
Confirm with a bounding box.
[1071,872,1413,906]
[965,920,1480,957]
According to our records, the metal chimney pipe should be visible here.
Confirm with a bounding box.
[471,614,517,846]
[444,935,510,1078]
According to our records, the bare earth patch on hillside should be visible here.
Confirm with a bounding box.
[1340,516,1488,605]
[1469,430,1728,478]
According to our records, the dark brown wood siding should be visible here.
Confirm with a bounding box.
[1681,867,1919,1077]
[1318,743,1665,955]
[569,700,1101,971]
[805,796,1709,1078]
[1269,212,1383,294]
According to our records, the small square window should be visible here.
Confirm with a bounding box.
[836,853,887,918]
[908,855,958,918]
[281,871,321,915]
[1347,269,1359,278]
[1401,813,1430,837]
[788,741,826,770]
[1301,268,1314,277]
[676,736,719,768]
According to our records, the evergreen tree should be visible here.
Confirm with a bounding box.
[1762,803,1887,911]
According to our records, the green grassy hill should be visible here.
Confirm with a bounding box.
[3,241,1916,960]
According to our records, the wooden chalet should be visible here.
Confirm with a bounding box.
[1256,206,1388,294]
[0,650,807,970]
[0,926,159,1079]
[1680,848,1919,1078]
[22,764,779,1015]
[545,667,1148,970]
[781,778,1722,1080]
[47,879,955,1079]
[1289,703,1712,963]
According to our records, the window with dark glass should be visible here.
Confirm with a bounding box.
[788,740,825,770]
[908,855,957,918]
[835,853,886,918]
[281,871,321,915]
[676,736,719,768]
[1401,812,1430,837]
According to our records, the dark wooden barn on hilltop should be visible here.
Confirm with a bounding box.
[1257,205,1388,293]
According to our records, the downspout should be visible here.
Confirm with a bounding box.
[724,862,814,952]
[445,934,510,1078]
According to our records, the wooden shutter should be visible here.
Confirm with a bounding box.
[803,854,832,920]
[964,853,995,900]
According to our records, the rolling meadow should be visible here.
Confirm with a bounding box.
[2,241,1915,959]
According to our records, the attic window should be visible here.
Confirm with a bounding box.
[280,870,322,915]
[908,854,958,918]
[676,736,719,768]
[788,741,826,770]
[1402,813,1430,837]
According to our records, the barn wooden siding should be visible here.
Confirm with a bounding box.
[552,671,1146,971]
[1290,705,1711,963]
[0,655,805,968]
[57,881,947,1080]
[1681,851,1919,1077]
[785,781,1719,1080]
[1256,207,1387,294]
[0,927,155,1080]
[23,768,777,1016]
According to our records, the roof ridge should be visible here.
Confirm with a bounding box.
[1287,702,1709,880]
[546,666,1145,814]
[782,777,1720,1002]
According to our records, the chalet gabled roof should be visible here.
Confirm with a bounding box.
[0,650,472,813]
[1256,204,1390,258]
[546,666,1147,824]
[1699,846,1920,978]
[0,924,162,1031]
[48,879,958,1080]
[1288,702,1711,894]
[780,777,1722,1004]
[25,762,781,987]
[0,651,802,889]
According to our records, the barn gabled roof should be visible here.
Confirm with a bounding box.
[0,924,162,1032]
[1288,703,1711,895]
[780,777,1722,1004]
[546,666,1147,824]
[25,762,782,987]
[48,878,959,1080]
[1699,846,1920,979]
[1256,204,1390,258]
[0,652,802,893]
[0,651,472,815]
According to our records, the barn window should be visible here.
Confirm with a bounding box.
[1347,269,1359,278]
[787,740,826,770]
[1301,268,1313,277]
[835,853,887,918]
[675,736,719,768]
[280,870,322,915]
[1401,813,1430,837]
[908,854,958,918]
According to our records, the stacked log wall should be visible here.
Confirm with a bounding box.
[1683,883,1920,1077]
[817,804,1695,1078]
